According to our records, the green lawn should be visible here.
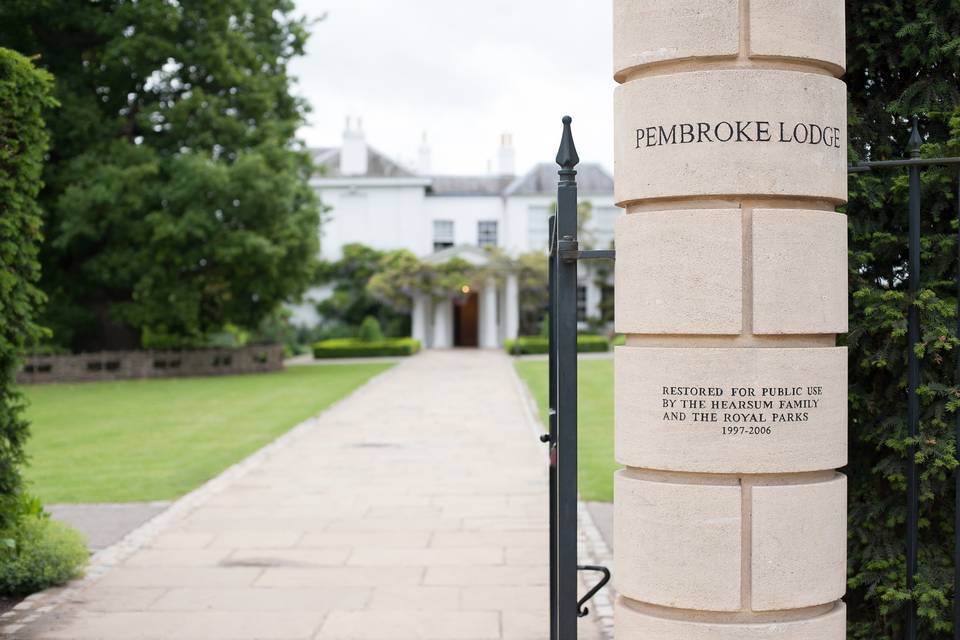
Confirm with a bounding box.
[22,363,392,503]
[514,359,617,502]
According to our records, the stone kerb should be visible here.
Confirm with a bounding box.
[612,1,848,638]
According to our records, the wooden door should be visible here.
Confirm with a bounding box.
[454,293,479,347]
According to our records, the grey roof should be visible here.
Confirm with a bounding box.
[311,146,417,179]
[427,163,613,198]
[310,146,614,197]
[426,175,515,197]
[504,162,613,196]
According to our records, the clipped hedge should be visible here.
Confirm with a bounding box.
[505,335,610,355]
[313,338,421,359]
[0,49,55,530]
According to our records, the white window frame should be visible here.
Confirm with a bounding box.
[433,219,454,252]
[477,220,498,247]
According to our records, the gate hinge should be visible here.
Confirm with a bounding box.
[557,238,578,262]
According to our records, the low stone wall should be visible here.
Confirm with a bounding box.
[17,344,284,384]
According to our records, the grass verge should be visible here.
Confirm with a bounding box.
[22,363,392,503]
[514,358,617,502]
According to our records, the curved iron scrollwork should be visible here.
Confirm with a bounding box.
[575,565,610,618]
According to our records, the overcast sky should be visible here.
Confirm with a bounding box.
[290,0,615,175]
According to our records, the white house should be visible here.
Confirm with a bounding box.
[293,119,618,348]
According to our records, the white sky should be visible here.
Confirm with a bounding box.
[290,0,615,175]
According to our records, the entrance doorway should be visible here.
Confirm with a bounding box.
[453,293,479,347]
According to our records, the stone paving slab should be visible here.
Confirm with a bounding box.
[12,350,602,639]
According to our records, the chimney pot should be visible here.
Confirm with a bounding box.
[496,132,515,176]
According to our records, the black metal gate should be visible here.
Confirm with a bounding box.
[848,122,960,640]
[544,116,613,640]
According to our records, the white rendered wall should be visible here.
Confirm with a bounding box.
[317,184,430,259]
[302,176,619,341]
[422,197,505,249]
[315,182,618,261]
[503,194,618,255]
[287,283,333,328]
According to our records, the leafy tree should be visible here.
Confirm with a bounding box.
[0,1,320,351]
[0,48,55,529]
[369,252,485,311]
[367,250,432,312]
[367,251,477,309]
[315,244,408,337]
[844,2,960,638]
[367,247,550,336]
[428,258,477,301]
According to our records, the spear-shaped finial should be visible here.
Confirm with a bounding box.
[908,116,922,159]
[556,115,580,171]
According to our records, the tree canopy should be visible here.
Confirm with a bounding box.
[314,244,410,339]
[0,0,320,350]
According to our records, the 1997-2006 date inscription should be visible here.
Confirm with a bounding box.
[722,425,772,436]
[659,385,824,436]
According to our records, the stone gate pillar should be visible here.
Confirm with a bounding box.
[612,2,848,637]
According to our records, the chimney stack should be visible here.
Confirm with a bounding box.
[340,116,368,176]
[496,133,515,175]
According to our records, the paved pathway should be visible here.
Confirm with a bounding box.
[16,350,599,640]
[48,502,172,552]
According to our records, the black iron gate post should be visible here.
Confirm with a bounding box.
[546,116,613,640]
[554,115,580,640]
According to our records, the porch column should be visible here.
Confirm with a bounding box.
[411,294,428,345]
[479,278,498,349]
[431,299,452,349]
[612,2,848,638]
[504,272,519,341]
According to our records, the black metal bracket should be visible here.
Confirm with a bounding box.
[849,156,960,172]
[557,237,616,263]
[576,565,611,617]
[560,249,616,262]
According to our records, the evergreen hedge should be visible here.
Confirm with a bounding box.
[312,338,421,359]
[0,48,55,530]
[504,335,610,355]
[845,3,960,637]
